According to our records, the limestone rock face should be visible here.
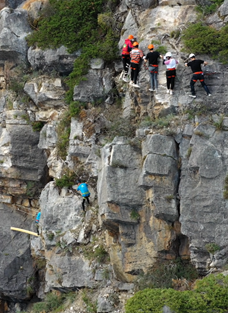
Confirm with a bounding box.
[24,76,66,108]
[98,136,180,280]
[0,7,31,63]
[73,67,114,103]
[28,46,80,75]
[38,182,97,291]
[179,123,228,274]
[0,124,47,182]
[0,203,35,302]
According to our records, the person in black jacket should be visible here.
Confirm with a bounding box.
[144,44,163,92]
[185,53,211,98]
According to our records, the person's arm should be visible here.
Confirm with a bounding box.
[203,61,208,66]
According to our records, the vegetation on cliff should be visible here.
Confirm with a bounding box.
[126,274,228,313]
[182,22,228,63]
[26,0,120,102]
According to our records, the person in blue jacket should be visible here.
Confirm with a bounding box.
[76,179,90,211]
[35,211,41,235]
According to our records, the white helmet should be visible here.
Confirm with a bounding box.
[165,52,172,58]
[189,53,195,58]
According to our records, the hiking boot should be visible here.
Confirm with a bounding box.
[129,81,134,86]
[207,93,211,96]
[133,84,140,88]
[189,95,196,98]
[170,90,173,95]
[149,88,154,91]
[167,89,170,94]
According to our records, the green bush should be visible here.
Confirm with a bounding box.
[33,291,76,313]
[27,0,103,52]
[27,0,119,98]
[205,242,220,254]
[31,121,45,132]
[55,172,77,188]
[94,245,109,263]
[196,0,224,15]
[126,274,228,313]
[136,259,198,290]
[182,22,228,63]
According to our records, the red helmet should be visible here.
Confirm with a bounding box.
[148,44,154,50]
[133,41,139,47]
[128,35,134,40]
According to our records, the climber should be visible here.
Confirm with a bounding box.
[76,179,90,211]
[163,52,179,95]
[144,44,163,92]
[35,211,41,235]
[122,34,135,82]
[129,41,144,88]
[185,53,211,98]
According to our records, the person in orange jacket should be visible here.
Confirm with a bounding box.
[121,34,135,82]
[129,41,144,88]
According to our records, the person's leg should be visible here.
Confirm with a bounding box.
[126,56,130,75]
[149,67,154,89]
[154,71,158,90]
[190,76,196,95]
[86,196,90,205]
[200,80,211,94]
[166,71,170,90]
[130,63,134,82]
[170,70,176,90]
[82,198,85,211]
[134,64,139,84]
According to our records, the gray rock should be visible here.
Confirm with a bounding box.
[97,296,114,313]
[24,76,66,108]
[0,203,35,301]
[73,68,114,103]
[28,46,80,74]
[38,123,57,150]
[0,8,31,63]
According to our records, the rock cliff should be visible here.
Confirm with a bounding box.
[0,0,228,312]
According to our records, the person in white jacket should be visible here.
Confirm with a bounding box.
[163,52,178,95]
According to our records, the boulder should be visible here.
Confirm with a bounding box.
[0,7,31,63]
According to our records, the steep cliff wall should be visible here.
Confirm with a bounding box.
[0,0,228,312]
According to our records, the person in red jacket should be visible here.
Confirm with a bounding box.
[122,34,135,82]
[130,42,144,88]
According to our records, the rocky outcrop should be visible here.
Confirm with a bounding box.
[0,7,31,63]
[1,0,228,311]
[0,203,35,302]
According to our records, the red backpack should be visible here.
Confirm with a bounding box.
[122,39,132,55]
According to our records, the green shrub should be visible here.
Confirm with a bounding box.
[94,245,109,263]
[32,121,45,132]
[182,22,228,63]
[126,274,228,313]
[196,0,224,15]
[26,181,37,198]
[27,0,119,98]
[55,172,77,188]
[213,115,224,131]
[136,259,198,290]
[33,291,77,313]
[82,290,97,313]
[27,0,103,53]
[205,242,220,254]
[130,209,140,221]
[156,45,167,55]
